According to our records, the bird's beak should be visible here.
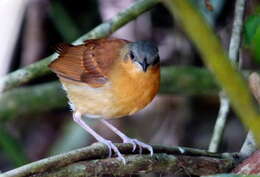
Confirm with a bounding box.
[139,60,148,72]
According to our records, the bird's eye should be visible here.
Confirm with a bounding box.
[129,51,135,60]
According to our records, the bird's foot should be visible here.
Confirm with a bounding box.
[123,137,153,156]
[99,138,126,164]
[100,120,153,156]
[73,112,126,164]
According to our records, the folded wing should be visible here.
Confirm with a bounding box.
[48,38,129,87]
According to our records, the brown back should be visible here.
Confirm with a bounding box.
[49,38,129,87]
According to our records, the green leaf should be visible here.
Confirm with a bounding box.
[244,13,260,62]
[253,26,260,62]
[244,14,260,45]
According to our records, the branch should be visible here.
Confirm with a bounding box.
[239,131,257,160]
[164,0,260,145]
[209,0,246,153]
[0,0,160,92]
[160,66,219,95]
[232,150,260,175]
[35,154,232,177]
[228,0,246,64]
[209,92,230,152]
[1,143,236,177]
[0,81,67,122]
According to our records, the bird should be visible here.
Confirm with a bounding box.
[48,38,160,163]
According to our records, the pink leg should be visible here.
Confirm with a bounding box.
[100,119,153,156]
[73,112,126,164]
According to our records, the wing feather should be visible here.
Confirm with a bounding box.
[48,38,129,87]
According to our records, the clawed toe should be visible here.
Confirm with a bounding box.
[133,139,153,156]
[101,140,126,164]
[123,138,153,155]
[123,139,137,152]
[99,120,153,159]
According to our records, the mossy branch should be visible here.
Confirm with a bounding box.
[1,143,236,177]
[164,0,260,145]
[0,81,67,122]
[0,0,160,92]
[35,154,232,177]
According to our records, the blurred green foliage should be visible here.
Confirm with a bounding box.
[0,125,28,167]
[244,10,260,62]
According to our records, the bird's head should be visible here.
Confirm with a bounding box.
[125,41,160,72]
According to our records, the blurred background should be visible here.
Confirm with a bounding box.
[0,0,259,175]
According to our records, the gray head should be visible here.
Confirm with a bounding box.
[127,40,160,72]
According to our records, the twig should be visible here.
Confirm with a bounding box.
[228,0,246,64]
[164,0,260,144]
[209,92,230,152]
[0,0,160,93]
[239,131,257,160]
[208,0,246,153]
[1,143,236,177]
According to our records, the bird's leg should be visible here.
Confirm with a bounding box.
[100,119,153,155]
[73,112,126,164]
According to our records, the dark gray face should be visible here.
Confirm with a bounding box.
[128,41,159,72]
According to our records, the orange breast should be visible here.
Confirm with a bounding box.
[60,59,160,119]
[109,59,160,118]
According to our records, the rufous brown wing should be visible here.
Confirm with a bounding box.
[49,38,129,87]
